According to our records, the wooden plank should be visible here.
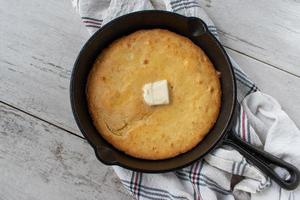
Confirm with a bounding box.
[227,48,300,127]
[0,102,132,200]
[0,0,88,135]
[199,0,300,76]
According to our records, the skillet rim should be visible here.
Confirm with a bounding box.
[70,10,237,172]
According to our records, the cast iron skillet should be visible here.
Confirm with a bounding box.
[70,10,299,190]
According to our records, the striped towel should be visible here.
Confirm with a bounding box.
[72,0,300,199]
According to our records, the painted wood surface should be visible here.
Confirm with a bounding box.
[228,49,300,126]
[199,0,300,77]
[1,0,299,137]
[0,102,132,200]
[0,0,300,199]
[0,0,88,135]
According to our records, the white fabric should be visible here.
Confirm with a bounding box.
[73,0,300,199]
[244,93,300,200]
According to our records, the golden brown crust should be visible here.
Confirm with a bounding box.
[86,29,221,160]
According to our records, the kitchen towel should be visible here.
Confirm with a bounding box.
[72,0,300,199]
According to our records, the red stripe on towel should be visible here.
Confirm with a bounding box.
[242,111,246,141]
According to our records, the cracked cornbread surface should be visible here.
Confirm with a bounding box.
[86,29,221,160]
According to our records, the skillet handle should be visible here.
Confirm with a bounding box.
[223,133,300,190]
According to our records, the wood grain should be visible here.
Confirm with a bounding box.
[0,0,299,199]
[227,49,300,127]
[199,0,300,77]
[0,0,88,135]
[0,102,132,200]
[0,0,299,138]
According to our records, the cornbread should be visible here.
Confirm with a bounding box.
[86,29,221,160]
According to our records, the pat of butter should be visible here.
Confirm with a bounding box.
[143,80,169,106]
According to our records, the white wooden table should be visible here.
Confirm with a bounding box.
[0,0,299,199]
